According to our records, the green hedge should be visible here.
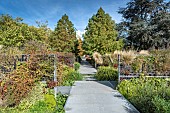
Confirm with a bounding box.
[95,66,118,81]
[118,78,170,113]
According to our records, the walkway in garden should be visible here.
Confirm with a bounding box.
[64,58,140,113]
[78,57,97,75]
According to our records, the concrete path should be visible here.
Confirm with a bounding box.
[65,81,140,113]
[78,57,97,75]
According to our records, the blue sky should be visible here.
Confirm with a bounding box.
[0,0,130,35]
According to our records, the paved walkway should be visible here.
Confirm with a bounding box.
[65,81,140,113]
[78,57,97,75]
[64,58,140,113]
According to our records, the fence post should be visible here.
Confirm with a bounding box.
[54,54,57,98]
[118,54,120,83]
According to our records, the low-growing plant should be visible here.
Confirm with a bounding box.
[152,96,170,113]
[102,55,112,66]
[47,81,57,89]
[56,93,68,113]
[62,68,83,86]
[95,66,118,81]
[29,100,54,113]
[93,52,103,65]
[0,54,44,107]
[74,62,80,71]
[118,77,170,113]
[17,82,44,111]
[131,58,141,73]
[44,94,56,111]
[57,64,83,86]
[0,82,45,113]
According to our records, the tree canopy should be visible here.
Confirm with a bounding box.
[0,15,49,49]
[49,14,76,53]
[118,0,170,50]
[83,7,123,55]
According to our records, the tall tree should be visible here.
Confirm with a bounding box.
[83,7,123,55]
[118,0,170,50]
[49,14,76,52]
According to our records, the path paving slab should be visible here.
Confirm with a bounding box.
[78,57,97,75]
[65,81,140,113]
[55,86,71,95]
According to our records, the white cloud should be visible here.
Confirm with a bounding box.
[76,30,85,39]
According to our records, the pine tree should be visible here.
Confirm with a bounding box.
[83,7,123,55]
[49,14,76,52]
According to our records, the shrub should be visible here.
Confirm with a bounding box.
[117,77,170,113]
[102,55,112,66]
[47,81,57,89]
[0,64,34,107]
[17,82,44,111]
[57,64,83,86]
[29,100,53,113]
[67,70,83,80]
[62,69,83,86]
[44,94,56,111]
[29,93,67,113]
[57,52,75,67]
[96,66,118,81]
[56,93,68,113]
[152,96,170,113]
[0,55,44,107]
[74,62,80,71]
[23,94,57,113]
[93,52,103,65]
[0,82,45,113]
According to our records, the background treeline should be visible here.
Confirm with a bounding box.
[118,0,170,50]
[0,0,170,56]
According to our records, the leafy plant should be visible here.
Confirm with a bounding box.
[62,68,83,86]
[152,96,170,113]
[44,94,56,111]
[74,62,80,71]
[0,82,45,113]
[118,77,170,113]
[17,82,44,111]
[57,64,83,86]
[57,52,75,67]
[131,58,142,73]
[95,66,118,81]
[47,81,57,89]
[0,54,44,107]
[56,93,68,113]
[29,100,54,113]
